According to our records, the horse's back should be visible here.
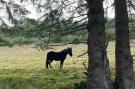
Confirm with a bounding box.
[47,51,55,57]
[47,51,64,61]
[47,51,58,60]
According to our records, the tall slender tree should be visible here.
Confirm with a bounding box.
[115,0,135,89]
[86,0,112,89]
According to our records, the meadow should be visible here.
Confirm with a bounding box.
[0,41,134,89]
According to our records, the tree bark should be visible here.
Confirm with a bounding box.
[86,0,112,89]
[115,0,135,89]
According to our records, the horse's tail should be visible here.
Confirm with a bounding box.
[46,56,49,69]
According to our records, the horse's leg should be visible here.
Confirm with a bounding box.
[60,60,64,68]
[46,58,49,69]
[49,60,53,68]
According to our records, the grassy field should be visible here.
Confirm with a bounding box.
[0,41,134,89]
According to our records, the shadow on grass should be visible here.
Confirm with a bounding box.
[74,80,86,89]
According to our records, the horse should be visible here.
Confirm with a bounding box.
[45,47,72,69]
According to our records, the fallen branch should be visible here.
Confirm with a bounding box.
[83,62,88,75]
[77,51,87,58]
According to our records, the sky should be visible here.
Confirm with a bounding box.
[0,0,115,25]
[103,0,115,18]
[25,0,115,19]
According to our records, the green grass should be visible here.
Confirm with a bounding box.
[0,41,134,89]
[0,69,86,89]
[0,44,88,89]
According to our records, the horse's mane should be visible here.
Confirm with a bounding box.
[61,48,68,53]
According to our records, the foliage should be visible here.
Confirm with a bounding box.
[1,20,135,47]
[0,0,30,26]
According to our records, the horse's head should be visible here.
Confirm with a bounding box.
[67,47,72,57]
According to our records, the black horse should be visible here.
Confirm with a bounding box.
[46,47,72,69]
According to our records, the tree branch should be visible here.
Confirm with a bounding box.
[77,51,88,58]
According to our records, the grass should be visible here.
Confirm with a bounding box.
[0,41,134,89]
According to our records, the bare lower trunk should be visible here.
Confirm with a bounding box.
[104,47,113,89]
[86,0,112,89]
[115,0,135,89]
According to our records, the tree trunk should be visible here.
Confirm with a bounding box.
[86,0,112,89]
[115,0,135,89]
